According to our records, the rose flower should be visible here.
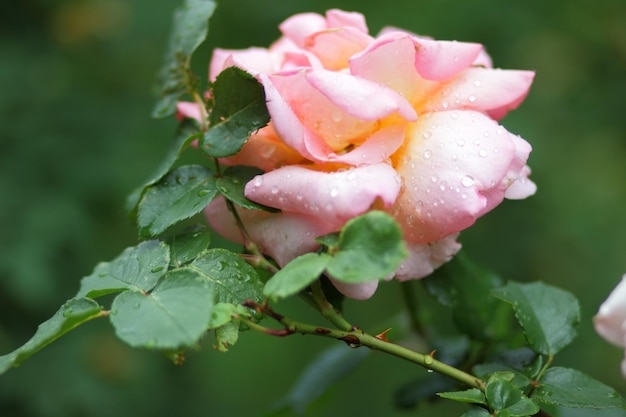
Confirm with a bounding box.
[594,275,626,377]
[178,9,536,299]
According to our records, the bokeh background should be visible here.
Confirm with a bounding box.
[1,0,625,416]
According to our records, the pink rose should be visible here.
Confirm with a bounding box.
[594,275,626,377]
[187,9,536,299]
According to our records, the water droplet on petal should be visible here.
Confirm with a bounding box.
[473,80,481,87]
[423,149,432,159]
[423,130,432,139]
[431,174,439,183]
[253,176,263,186]
[457,139,465,147]
[329,188,339,197]
[346,171,357,181]
[478,149,488,157]
[468,95,476,103]
[271,186,279,194]
[461,175,475,187]
[451,112,459,119]
[296,192,303,201]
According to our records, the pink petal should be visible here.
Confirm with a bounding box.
[279,12,326,48]
[422,67,535,120]
[209,48,276,80]
[304,27,373,70]
[350,34,424,102]
[219,124,307,171]
[413,38,483,81]
[504,165,537,199]
[594,275,626,348]
[473,48,493,68]
[306,70,417,121]
[176,101,202,122]
[244,164,401,225]
[325,9,368,33]
[204,197,335,267]
[327,277,379,300]
[329,123,408,166]
[394,234,462,281]
[390,110,531,243]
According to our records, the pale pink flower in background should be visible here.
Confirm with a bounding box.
[594,275,626,377]
[179,9,536,299]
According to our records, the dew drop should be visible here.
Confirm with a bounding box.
[296,192,303,201]
[461,175,475,187]
[98,272,107,278]
[133,303,141,310]
[271,186,279,194]
[331,111,343,123]
[457,139,465,147]
[478,149,488,157]
[346,171,357,181]
[468,95,476,103]
[63,309,73,317]
[431,174,439,183]
[253,176,263,186]
[482,131,490,137]
[423,149,432,159]
[473,138,481,146]
[325,203,334,211]
[197,189,211,197]
[442,101,449,109]
[451,111,459,119]
[473,80,481,87]
[329,188,339,197]
[151,266,164,273]
[423,130,432,139]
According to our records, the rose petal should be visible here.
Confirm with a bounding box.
[394,234,462,281]
[306,70,416,121]
[304,27,373,70]
[325,9,368,33]
[176,101,202,122]
[327,277,379,300]
[504,165,537,199]
[204,196,335,267]
[413,38,483,81]
[245,164,401,225]
[209,47,276,81]
[279,12,326,48]
[594,275,626,348]
[390,110,530,243]
[422,67,535,120]
[330,123,407,166]
[219,125,306,171]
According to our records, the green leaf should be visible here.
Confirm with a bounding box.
[326,211,407,283]
[268,345,370,415]
[533,367,626,409]
[152,0,216,118]
[217,165,279,212]
[77,240,170,298]
[438,388,486,405]
[168,225,211,267]
[126,120,201,212]
[485,374,539,416]
[200,67,270,157]
[460,408,492,417]
[315,232,340,249]
[423,253,511,341]
[110,268,213,349]
[214,320,240,352]
[189,248,264,304]
[264,253,331,299]
[493,282,580,356]
[137,165,218,237]
[0,298,102,374]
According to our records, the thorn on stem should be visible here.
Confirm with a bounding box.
[374,328,393,342]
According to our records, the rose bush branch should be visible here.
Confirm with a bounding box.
[239,299,486,391]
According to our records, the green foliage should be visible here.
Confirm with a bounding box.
[424,253,511,341]
[126,120,201,213]
[110,268,213,349]
[217,165,279,212]
[152,0,217,117]
[264,211,406,299]
[438,388,486,405]
[201,67,270,157]
[264,253,331,299]
[533,367,626,410]
[0,298,102,374]
[326,211,407,283]
[267,345,370,416]
[168,225,212,267]
[484,373,539,416]
[493,282,580,356]
[78,240,170,298]
[137,165,218,237]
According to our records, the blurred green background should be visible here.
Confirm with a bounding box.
[1,0,625,416]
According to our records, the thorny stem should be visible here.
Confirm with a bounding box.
[239,300,486,392]
[310,280,352,331]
